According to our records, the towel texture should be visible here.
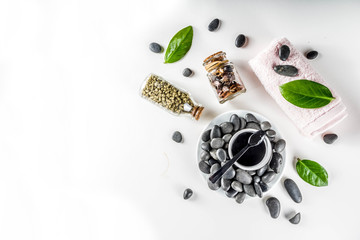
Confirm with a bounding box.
[249,38,347,137]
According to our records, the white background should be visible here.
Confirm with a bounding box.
[0,0,360,239]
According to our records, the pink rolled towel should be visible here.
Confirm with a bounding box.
[249,38,347,137]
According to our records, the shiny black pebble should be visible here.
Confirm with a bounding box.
[306,50,318,60]
[279,45,290,61]
[273,65,298,77]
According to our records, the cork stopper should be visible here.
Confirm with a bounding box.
[191,106,204,120]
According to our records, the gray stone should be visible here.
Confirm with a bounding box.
[231,181,243,192]
[201,129,211,142]
[279,45,290,61]
[246,122,260,130]
[235,34,247,48]
[254,182,263,198]
[289,212,301,224]
[198,161,211,174]
[259,181,269,192]
[235,192,246,204]
[266,129,276,138]
[273,65,298,77]
[200,151,210,161]
[239,117,246,130]
[182,68,193,77]
[201,142,211,151]
[235,169,252,184]
[269,152,282,173]
[223,167,236,180]
[274,139,286,153]
[245,113,259,123]
[172,131,182,143]
[208,178,220,190]
[248,171,256,176]
[208,158,219,166]
[262,171,276,184]
[284,178,302,203]
[225,188,238,198]
[210,163,220,174]
[230,114,241,131]
[210,138,225,149]
[220,122,234,134]
[149,42,163,53]
[183,188,193,200]
[221,178,231,191]
[223,143,229,150]
[208,18,220,32]
[306,50,318,60]
[256,165,268,177]
[266,197,281,219]
[260,121,271,131]
[253,175,260,183]
[210,149,218,160]
[323,133,338,144]
[216,148,227,162]
[243,184,256,197]
[210,125,222,139]
[222,134,232,143]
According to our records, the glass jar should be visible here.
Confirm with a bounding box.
[140,74,204,120]
[203,51,246,103]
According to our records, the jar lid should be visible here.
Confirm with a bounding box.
[203,51,225,64]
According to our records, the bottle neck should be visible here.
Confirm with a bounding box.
[191,106,204,120]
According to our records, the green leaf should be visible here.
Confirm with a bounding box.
[279,79,335,108]
[296,158,328,187]
[164,26,193,63]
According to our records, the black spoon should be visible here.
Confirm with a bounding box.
[209,130,266,184]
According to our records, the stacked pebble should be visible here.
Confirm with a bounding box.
[198,113,286,204]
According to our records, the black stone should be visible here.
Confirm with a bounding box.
[289,212,301,224]
[225,188,238,198]
[183,188,193,200]
[259,181,269,192]
[306,50,318,60]
[245,122,260,130]
[208,158,220,166]
[198,161,211,174]
[210,125,222,139]
[245,113,258,123]
[208,18,220,32]
[149,42,163,53]
[172,131,182,143]
[254,182,263,198]
[230,114,241,131]
[273,65,298,77]
[182,68,193,77]
[279,45,290,61]
[266,197,281,219]
[235,34,247,48]
[284,178,302,203]
[201,142,211,152]
[269,152,282,173]
[223,65,233,72]
[201,129,211,142]
[323,133,338,144]
[274,139,286,152]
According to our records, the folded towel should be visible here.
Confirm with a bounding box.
[249,37,347,137]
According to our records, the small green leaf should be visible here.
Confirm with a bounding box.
[164,26,193,63]
[279,79,335,109]
[296,158,328,187]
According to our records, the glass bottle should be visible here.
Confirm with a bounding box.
[140,74,204,120]
[203,51,246,104]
